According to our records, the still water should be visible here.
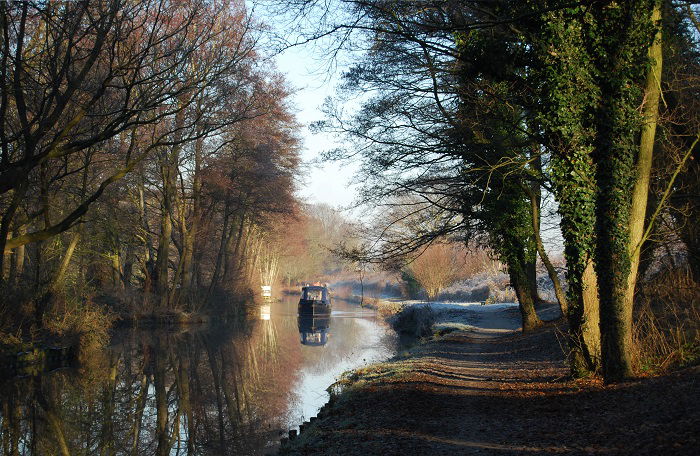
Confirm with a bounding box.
[0,295,396,455]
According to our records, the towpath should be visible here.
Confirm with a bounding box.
[279,303,699,455]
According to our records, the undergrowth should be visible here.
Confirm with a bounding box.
[42,295,115,363]
[633,266,700,374]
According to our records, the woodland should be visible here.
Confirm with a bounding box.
[0,1,352,358]
[0,0,698,390]
[304,0,700,384]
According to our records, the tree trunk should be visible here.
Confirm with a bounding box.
[122,243,135,290]
[528,186,568,315]
[8,224,26,285]
[2,230,10,281]
[50,231,80,292]
[137,174,155,296]
[540,6,603,378]
[155,100,186,309]
[155,183,172,308]
[508,257,542,332]
[155,157,174,310]
[209,199,231,294]
[565,254,602,377]
[111,249,122,290]
[0,183,28,282]
[178,226,194,303]
[581,259,601,369]
[34,163,53,323]
[526,255,539,305]
[170,186,189,308]
[236,221,250,281]
[224,213,246,284]
[593,3,660,383]
[624,3,663,321]
[678,208,700,282]
[183,135,204,299]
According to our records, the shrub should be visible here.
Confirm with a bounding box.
[388,305,435,338]
[400,270,423,299]
[43,296,114,363]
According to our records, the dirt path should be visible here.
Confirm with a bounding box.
[279,305,699,455]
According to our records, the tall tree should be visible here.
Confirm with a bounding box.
[536,0,662,382]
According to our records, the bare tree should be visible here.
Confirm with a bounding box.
[408,242,463,300]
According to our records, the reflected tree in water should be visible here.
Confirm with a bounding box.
[0,314,300,455]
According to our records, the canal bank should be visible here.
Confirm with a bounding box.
[278,302,699,455]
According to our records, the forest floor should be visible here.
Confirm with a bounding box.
[277,302,700,455]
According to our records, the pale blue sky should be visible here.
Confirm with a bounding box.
[274,44,359,210]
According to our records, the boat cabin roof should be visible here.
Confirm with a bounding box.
[301,285,330,302]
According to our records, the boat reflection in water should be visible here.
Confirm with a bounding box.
[297,284,331,346]
[298,314,330,346]
[260,304,271,320]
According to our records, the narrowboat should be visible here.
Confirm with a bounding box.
[298,285,331,316]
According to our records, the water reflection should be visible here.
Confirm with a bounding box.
[0,296,395,455]
[298,315,330,346]
[260,304,271,320]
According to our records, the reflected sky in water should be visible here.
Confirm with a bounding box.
[286,298,396,427]
[0,294,395,455]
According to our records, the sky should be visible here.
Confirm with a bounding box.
[274,44,360,210]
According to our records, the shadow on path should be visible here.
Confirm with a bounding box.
[279,303,699,455]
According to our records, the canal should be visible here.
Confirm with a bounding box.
[0,293,396,455]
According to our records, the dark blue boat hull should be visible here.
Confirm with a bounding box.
[298,299,331,316]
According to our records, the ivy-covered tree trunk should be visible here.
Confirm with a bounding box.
[526,250,540,304]
[589,1,657,383]
[561,209,602,377]
[525,182,540,308]
[483,180,543,333]
[537,7,602,376]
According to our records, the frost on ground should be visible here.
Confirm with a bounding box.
[378,299,528,337]
[437,271,565,304]
[279,296,698,456]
